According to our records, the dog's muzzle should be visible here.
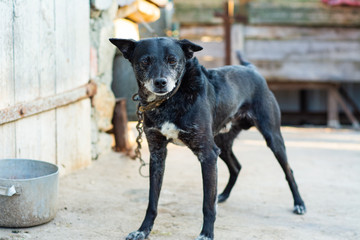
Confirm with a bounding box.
[154,78,167,92]
[145,77,176,96]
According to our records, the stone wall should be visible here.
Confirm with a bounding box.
[90,0,118,159]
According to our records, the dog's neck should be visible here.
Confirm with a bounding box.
[135,58,203,113]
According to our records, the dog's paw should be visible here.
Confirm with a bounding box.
[126,231,147,240]
[195,234,213,240]
[217,193,229,203]
[293,204,306,215]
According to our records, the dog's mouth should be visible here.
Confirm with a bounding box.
[153,90,169,95]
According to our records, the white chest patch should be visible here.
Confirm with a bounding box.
[219,121,232,134]
[160,122,185,146]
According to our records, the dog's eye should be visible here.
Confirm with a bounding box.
[168,57,177,65]
[141,58,150,66]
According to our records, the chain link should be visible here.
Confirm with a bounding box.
[131,81,181,177]
[133,94,149,178]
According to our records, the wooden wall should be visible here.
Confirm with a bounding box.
[243,26,360,83]
[0,0,91,175]
[249,0,360,27]
[173,0,225,25]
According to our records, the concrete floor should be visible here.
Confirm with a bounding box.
[0,127,359,240]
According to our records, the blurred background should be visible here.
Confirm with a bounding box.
[0,0,359,174]
[112,0,360,127]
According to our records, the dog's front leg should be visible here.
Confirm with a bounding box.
[196,146,220,240]
[126,132,167,240]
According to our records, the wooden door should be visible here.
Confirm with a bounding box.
[0,0,91,175]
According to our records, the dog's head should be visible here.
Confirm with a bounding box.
[110,37,202,99]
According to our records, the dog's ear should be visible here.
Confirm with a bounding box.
[109,38,136,60]
[177,39,203,59]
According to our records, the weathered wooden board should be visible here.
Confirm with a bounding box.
[244,26,360,41]
[247,53,360,82]
[174,0,228,7]
[173,6,223,25]
[249,0,360,27]
[0,0,14,107]
[14,0,56,163]
[38,0,56,98]
[180,25,224,39]
[55,0,90,93]
[13,0,40,104]
[243,26,360,82]
[12,0,56,163]
[0,0,15,158]
[0,0,92,174]
[173,0,241,25]
[246,40,360,62]
[56,100,91,175]
[55,0,91,175]
[0,124,16,158]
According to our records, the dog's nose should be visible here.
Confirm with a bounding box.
[154,78,167,88]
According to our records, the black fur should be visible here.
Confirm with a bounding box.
[110,37,306,240]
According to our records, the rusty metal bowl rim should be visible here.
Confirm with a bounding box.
[0,159,59,181]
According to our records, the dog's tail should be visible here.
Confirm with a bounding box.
[236,50,254,68]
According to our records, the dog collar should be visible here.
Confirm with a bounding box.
[138,97,167,112]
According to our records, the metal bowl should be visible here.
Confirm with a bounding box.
[0,159,59,227]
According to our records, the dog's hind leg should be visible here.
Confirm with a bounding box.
[255,96,306,215]
[214,124,242,203]
[260,128,306,214]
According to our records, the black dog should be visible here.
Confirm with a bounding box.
[110,37,306,240]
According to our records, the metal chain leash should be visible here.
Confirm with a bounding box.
[131,77,183,177]
[132,94,149,178]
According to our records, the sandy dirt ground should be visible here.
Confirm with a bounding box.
[0,127,359,240]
